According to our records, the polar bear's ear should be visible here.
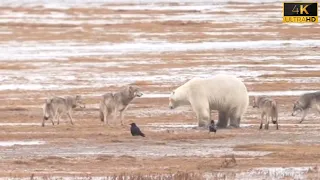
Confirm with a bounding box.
[172,91,175,95]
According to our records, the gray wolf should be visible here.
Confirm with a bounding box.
[99,85,143,126]
[292,91,320,123]
[130,123,145,137]
[42,95,85,127]
[252,96,279,130]
[169,74,249,128]
[209,120,217,133]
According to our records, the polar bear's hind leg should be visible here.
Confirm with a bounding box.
[229,113,240,128]
[217,111,229,128]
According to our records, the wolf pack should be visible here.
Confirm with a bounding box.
[42,76,320,136]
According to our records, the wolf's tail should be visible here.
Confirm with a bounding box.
[271,101,278,124]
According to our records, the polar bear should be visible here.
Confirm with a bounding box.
[168,74,249,128]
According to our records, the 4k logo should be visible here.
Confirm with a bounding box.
[283,3,318,23]
[292,4,309,14]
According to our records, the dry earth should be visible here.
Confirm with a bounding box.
[0,0,320,179]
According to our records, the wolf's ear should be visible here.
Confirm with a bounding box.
[128,86,134,93]
[253,96,257,102]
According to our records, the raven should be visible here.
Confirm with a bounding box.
[209,120,217,134]
[130,123,145,137]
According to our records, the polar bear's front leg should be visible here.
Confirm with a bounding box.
[198,110,211,127]
[198,109,210,127]
[190,100,210,127]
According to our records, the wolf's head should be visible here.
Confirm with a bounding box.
[43,98,53,120]
[292,101,303,116]
[128,86,143,98]
[73,95,85,109]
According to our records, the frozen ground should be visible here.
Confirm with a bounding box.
[0,0,319,179]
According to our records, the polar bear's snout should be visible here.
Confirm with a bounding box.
[169,99,176,109]
[169,101,174,109]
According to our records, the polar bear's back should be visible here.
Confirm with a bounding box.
[186,74,249,112]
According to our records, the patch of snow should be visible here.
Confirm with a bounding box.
[236,166,313,180]
[1,40,320,60]
[0,141,45,147]
[0,123,40,126]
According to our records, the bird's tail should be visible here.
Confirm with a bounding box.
[140,133,145,137]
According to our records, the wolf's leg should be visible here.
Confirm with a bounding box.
[259,113,265,129]
[42,118,46,127]
[103,110,108,125]
[299,109,309,123]
[49,109,55,126]
[106,108,113,126]
[56,113,61,125]
[53,109,60,125]
[265,115,269,130]
[99,108,104,122]
[50,116,55,126]
[112,107,118,126]
[101,106,106,125]
[67,111,74,125]
[57,113,61,125]
[316,104,320,114]
[276,119,279,130]
[120,106,128,126]
[120,110,125,126]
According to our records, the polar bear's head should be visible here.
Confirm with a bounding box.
[169,91,177,109]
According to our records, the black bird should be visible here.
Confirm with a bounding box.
[209,120,217,134]
[130,123,145,137]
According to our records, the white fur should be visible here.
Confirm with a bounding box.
[169,74,249,127]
